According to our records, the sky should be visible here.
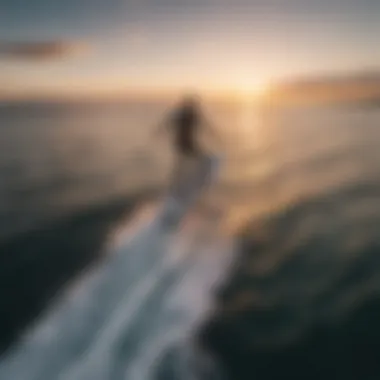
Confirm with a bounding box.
[1,0,380,100]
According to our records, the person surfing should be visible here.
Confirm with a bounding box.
[154,94,221,194]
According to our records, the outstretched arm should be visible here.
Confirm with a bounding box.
[152,114,173,138]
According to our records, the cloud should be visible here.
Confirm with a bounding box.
[0,40,91,61]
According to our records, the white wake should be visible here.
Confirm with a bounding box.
[0,155,234,380]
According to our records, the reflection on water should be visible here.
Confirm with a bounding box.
[210,106,380,232]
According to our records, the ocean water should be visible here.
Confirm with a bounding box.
[0,101,173,240]
[200,105,380,379]
[0,100,379,379]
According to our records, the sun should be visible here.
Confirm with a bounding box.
[236,79,269,101]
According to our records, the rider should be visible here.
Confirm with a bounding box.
[154,94,219,191]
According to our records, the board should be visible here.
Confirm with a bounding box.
[158,154,221,228]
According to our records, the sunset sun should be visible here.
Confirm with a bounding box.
[234,78,270,101]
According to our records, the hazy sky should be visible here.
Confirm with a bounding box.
[1,0,379,99]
